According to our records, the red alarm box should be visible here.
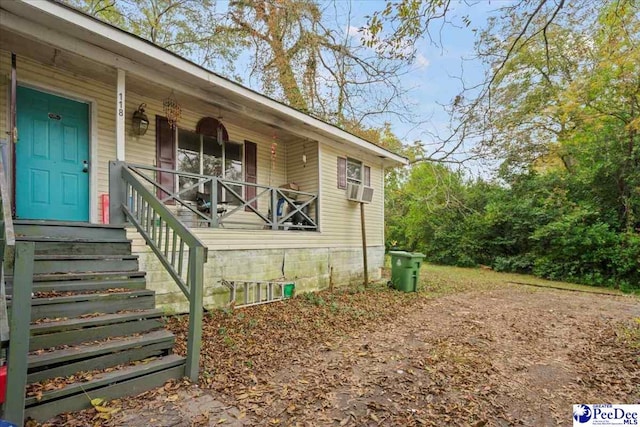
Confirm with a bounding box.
[0,365,6,404]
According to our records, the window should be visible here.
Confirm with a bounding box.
[338,157,371,189]
[346,158,363,184]
[177,128,242,203]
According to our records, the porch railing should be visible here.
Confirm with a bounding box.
[1,148,35,426]
[123,163,318,230]
[109,161,206,382]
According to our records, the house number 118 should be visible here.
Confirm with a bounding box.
[118,92,124,117]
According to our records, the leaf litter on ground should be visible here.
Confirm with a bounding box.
[32,266,640,426]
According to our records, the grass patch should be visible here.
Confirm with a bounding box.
[618,318,640,351]
[421,264,636,297]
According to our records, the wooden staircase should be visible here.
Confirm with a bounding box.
[5,220,185,422]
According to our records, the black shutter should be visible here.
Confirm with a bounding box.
[337,157,346,189]
[155,116,176,202]
[244,140,257,210]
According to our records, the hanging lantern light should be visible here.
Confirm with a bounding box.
[163,91,182,128]
[131,103,149,136]
[217,123,224,146]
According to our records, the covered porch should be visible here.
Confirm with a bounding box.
[116,162,318,231]
[1,1,322,231]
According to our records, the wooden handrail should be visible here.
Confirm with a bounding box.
[0,151,15,248]
[111,161,206,382]
[0,150,34,426]
[122,167,207,253]
[120,163,319,230]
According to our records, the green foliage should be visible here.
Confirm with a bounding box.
[385,0,640,291]
[387,166,640,290]
[65,0,243,77]
[302,292,326,306]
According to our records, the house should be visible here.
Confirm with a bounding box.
[0,0,407,422]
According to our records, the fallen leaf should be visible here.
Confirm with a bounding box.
[90,398,105,407]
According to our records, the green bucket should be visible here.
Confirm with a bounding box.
[283,283,295,298]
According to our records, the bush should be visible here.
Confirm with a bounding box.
[492,255,535,273]
[385,161,639,291]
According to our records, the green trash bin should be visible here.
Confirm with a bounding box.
[389,251,413,292]
[409,252,426,270]
[283,283,295,298]
[388,251,426,292]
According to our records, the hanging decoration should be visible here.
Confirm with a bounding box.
[302,143,307,167]
[217,108,224,146]
[271,142,278,160]
[271,135,278,165]
[270,132,278,186]
[163,91,182,128]
[217,124,224,146]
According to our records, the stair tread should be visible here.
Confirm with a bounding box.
[29,277,146,288]
[30,309,164,334]
[5,271,146,282]
[28,329,174,368]
[14,220,125,229]
[6,289,154,304]
[25,354,184,406]
[33,254,138,260]
[16,236,132,243]
[26,289,154,305]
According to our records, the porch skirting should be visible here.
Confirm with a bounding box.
[133,242,384,313]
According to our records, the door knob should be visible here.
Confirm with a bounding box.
[82,160,89,173]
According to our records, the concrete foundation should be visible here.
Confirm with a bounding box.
[135,245,384,313]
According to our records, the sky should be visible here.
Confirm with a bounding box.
[340,1,499,157]
[221,0,504,167]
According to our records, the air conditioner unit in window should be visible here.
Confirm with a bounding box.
[346,182,374,204]
[361,186,374,203]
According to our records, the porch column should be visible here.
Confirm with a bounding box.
[116,68,126,160]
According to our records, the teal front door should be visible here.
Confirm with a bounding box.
[16,86,90,221]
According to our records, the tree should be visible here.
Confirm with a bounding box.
[65,0,243,78]
[366,0,572,75]
[382,0,640,290]
[364,0,638,167]
[478,0,640,230]
[221,0,412,126]
[560,1,640,231]
[67,0,415,130]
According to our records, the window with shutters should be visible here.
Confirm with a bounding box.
[177,128,243,204]
[338,157,371,188]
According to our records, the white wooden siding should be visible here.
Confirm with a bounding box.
[1,49,385,250]
[285,140,318,193]
[316,143,384,247]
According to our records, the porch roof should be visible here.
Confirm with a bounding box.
[0,0,409,167]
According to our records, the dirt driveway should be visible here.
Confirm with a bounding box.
[47,268,640,427]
